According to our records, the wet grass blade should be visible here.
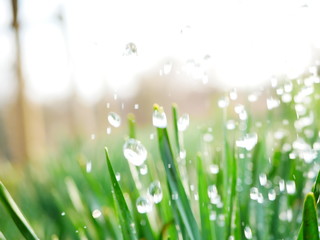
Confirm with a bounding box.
[105,148,138,240]
[0,181,39,240]
[297,192,319,240]
[154,105,200,240]
[197,153,215,240]
[0,231,6,240]
[312,171,320,203]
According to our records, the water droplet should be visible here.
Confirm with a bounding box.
[153,108,167,128]
[171,192,179,200]
[108,112,121,128]
[113,93,118,100]
[286,181,296,195]
[86,161,92,173]
[248,93,258,102]
[139,164,148,175]
[106,102,110,108]
[124,42,137,56]
[279,179,285,192]
[92,209,102,218]
[115,172,121,181]
[244,226,252,239]
[282,93,292,103]
[236,133,258,151]
[148,181,163,204]
[267,97,280,110]
[134,104,139,110]
[61,212,66,216]
[136,196,152,214]
[178,114,190,131]
[179,149,186,159]
[91,134,96,140]
[203,133,214,142]
[106,127,111,135]
[218,96,229,108]
[209,164,219,174]
[268,189,276,201]
[259,173,267,186]
[229,88,238,100]
[250,187,258,200]
[123,139,147,166]
[226,120,236,130]
[209,211,216,221]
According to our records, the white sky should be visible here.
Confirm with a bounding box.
[1,0,320,104]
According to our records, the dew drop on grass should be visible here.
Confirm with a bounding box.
[136,196,152,214]
[177,114,190,131]
[209,211,216,221]
[259,173,267,186]
[179,149,186,159]
[250,187,258,200]
[226,120,236,130]
[86,161,92,173]
[139,164,148,175]
[171,192,179,200]
[148,181,163,204]
[106,127,111,135]
[268,189,276,201]
[229,88,238,100]
[209,164,219,174]
[153,109,167,128]
[286,181,296,195]
[124,42,137,56]
[244,226,253,239]
[115,172,121,181]
[218,96,229,108]
[236,133,258,151]
[266,97,280,110]
[123,139,147,166]
[279,179,285,192]
[92,209,102,218]
[61,212,66,216]
[108,112,121,128]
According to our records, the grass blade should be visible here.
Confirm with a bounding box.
[154,104,200,240]
[297,192,319,240]
[105,148,138,240]
[0,231,7,240]
[0,181,39,240]
[303,193,319,240]
[197,153,215,240]
[312,171,320,203]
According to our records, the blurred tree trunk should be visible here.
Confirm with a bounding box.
[7,0,46,162]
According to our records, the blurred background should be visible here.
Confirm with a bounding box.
[1,0,320,163]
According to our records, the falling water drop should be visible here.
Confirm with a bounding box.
[108,112,121,128]
[123,139,147,166]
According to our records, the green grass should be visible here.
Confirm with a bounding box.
[1,74,320,239]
